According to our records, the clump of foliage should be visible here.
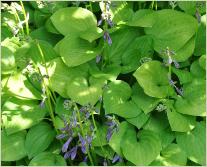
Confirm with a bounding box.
[1,1,206,166]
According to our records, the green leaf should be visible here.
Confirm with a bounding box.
[199,55,206,70]
[143,112,175,148]
[132,83,161,114]
[194,23,206,56]
[67,76,105,106]
[94,145,115,160]
[190,59,205,78]
[58,35,101,67]
[2,72,42,100]
[133,61,175,98]
[1,130,27,161]
[103,27,142,73]
[34,10,50,28]
[172,36,195,62]
[50,7,103,42]
[103,80,141,118]
[92,123,108,147]
[29,152,66,166]
[42,58,89,98]
[109,121,132,156]
[150,144,187,166]
[25,122,56,159]
[121,128,162,165]
[126,111,150,129]
[127,9,155,27]
[30,27,63,46]
[28,40,59,64]
[172,68,193,84]
[167,110,196,132]
[1,46,16,75]
[177,1,196,15]
[110,2,133,25]
[176,122,206,165]
[121,35,154,73]
[175,78,206,116]
[2,97,46,135]
[89,64,121,81]
[145,9,198,52]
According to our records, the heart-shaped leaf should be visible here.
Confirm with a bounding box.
[109,121,132,156]
[121,128,162,165]
[67,76,105,106]
[150,143,187,166]
[2,97,46,135]
[2,72,42,100]
[2,130,27,161]
[29,152,66,166]
[42,58,89,98]
[167,110,196,132]
[143,112,175,148]
[133,61,175,98]
[58,35,101,67]
[175,78,206,116]
[50,7,103,42]
[145,9,198,52]
[25,122,56,159]
[103,80,141,118]
[127,9,155,27]
[176,121,206,165]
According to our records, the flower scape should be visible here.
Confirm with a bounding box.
[1,1,206,166]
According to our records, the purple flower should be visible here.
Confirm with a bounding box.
[78,133,87,154]
[62,137,73,153]
[86,135,93,147]
[104,31,112,46]
[106,128,113,142]
[64,146,78,160]
[107,19,114,27]
[97,19,103,26]
[112,154,122,163]
[83,156,88,162]
[56,133,68,140]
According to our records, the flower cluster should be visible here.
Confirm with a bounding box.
[98,1,113,46]
[57,100,96,162]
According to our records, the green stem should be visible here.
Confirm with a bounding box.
[20,0,29,35]
[13,8,24,35]
[91,112,107,159]
[36,41,57,102]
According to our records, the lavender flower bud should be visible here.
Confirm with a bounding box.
[78,133,87,154]
[173,60,180,68]
[106,128,113,142]
[56,133,68,140]
[83,156,88,162]
[64,146,78,160]
[112,154,122,163]
[104,31,112,46]
[62,137,73,153]
[97,19,103,26]
[107,19,114,27]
